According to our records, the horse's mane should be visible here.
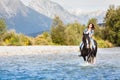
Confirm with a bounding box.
[82,33,90,47]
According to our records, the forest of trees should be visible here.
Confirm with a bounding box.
[0,5,119,47]
[103,5,120,46]
[50,16,113,48]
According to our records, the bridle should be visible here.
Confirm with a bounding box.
[83,33,90,49]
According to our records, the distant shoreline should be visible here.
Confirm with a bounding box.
[0,46,79,56]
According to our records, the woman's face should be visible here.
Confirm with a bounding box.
[89,24,93,28]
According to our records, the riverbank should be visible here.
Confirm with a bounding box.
[0,46,79,56]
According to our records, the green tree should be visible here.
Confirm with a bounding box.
[104,5,120,46]
[65,22,85,45]
[50,16,66,45]
[0,18,7,35]
[104,5,116,30]
[35,32,53,45]
[0,18,7,45]
[88,18,98,27]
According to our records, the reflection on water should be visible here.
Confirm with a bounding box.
[0,47,120,80]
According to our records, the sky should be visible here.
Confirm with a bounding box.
[21,0,120,12]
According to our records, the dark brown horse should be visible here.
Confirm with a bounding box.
[79,33,97,64]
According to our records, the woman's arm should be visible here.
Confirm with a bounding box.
[89,30,94,38]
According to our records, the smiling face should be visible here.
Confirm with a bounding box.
[88,23,94,29]
[89,24,93,28]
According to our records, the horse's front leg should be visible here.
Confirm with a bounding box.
[83,56,86,62]
[83,56,89,64]
[93,57,96,64]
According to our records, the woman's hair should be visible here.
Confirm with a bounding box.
[88,23,95,30]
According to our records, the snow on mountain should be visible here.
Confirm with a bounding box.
[69,9,106,24]
[29,0,106,24]
[0,0,28,18]
[0,0,106,37]
[29,0,79,23]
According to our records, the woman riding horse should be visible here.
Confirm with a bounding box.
[80,23,95,49]
[79,23,97,64]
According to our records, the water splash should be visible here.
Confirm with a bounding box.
[0,47,120,80]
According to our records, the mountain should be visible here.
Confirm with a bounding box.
[0,0,52,36]
[29,0,106,24]
[0,0,106,37]
[29,0,79,23]
[69,9,106,24]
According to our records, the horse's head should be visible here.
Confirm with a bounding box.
[82,33,90,48]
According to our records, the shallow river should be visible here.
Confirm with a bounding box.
[0,47,120,80]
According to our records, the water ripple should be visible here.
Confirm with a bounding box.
[0,48,120,80]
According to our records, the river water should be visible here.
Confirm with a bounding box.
[0,47,120,80]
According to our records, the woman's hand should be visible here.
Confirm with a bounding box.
[89,34,93,38]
